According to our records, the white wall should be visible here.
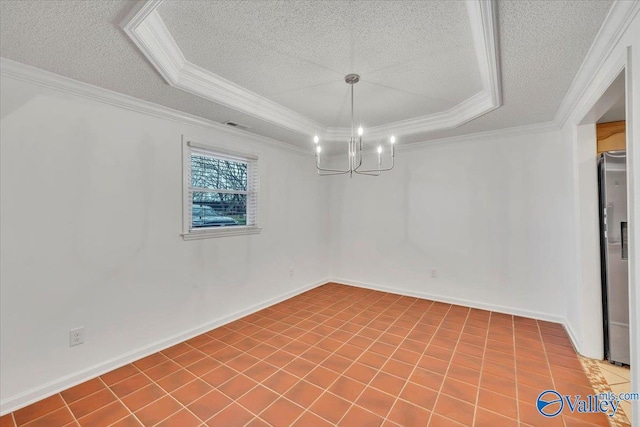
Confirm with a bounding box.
[0,73,329,413]
[329,128,576,323]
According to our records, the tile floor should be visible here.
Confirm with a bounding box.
[579,356,632,427]
[0,283,611,427]
[596,360,632,421]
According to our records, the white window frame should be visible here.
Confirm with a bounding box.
[182,136,261,240]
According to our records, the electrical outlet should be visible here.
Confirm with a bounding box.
[69,327,84,347]
[431,268,438,278]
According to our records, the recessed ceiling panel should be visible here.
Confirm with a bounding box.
[157,0,482,128]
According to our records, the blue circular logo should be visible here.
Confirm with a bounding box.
[537,390,563,417]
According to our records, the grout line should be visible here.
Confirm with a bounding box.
[471,311,492,425]
[425,306,472,426]
[255,288,397,426]
[511,315,520,424]
[537,320,567,427]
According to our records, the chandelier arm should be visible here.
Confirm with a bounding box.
[353,170,381,176]
[318,170,351,176]
[316,164,351,173]
[355,157,395,173]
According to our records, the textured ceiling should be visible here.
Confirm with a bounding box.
[0,0,613,150]
[158,0,481,128]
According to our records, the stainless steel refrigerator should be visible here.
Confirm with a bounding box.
[598,151,630,365]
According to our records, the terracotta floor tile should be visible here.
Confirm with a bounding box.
[262,369,299,393]
[0,415,15,427]
[284,357,317,378]
[334,343,362,360]
[77,401,129,427]
[60,379,105,404]
[344,362,377,384]
[172,349,206,368]
[217,374,257,400]
[241,361,277,383]
[321,354,352,374]
[237,385,279,415]
[409,367,444,390]
[310,392,352,424]
[205,403,254,427]
[428,413,467,427]
[441,376,478,404]
[134,395,182,426]
[227,353,260,372]
[161,342,192,359]
[359,351,388,370]
[20,407,73,427]
[155,409,200,427]
[284,380,324,407]
[355,387,396,418]
[156,369,197,393]
[477,388,518,419]
[121,383,166,412]
[399,381,438,410]
[144,360,182,382]
[416,355,448,375]
[110,373,152,398]
[475,407,518,426]
[480,371,517,398]
[68,388,116,419]
[109,415,143,427]
[328,376,366,402]
[260,398,305,426]
[200,364,238,388]
[14,394,66,425]
[170,379,212,406]
[184,357,219,377]
[482,359,515,381]
[264,350,296,368]
[292,411,334,427]
[447,364,481,387]
[381,359,415,378]
[369,372,406,396]
[133,353,169,371]
[187,389,232,421]
[304,366,339,389]
[338,406,384,427]
[387,399,431,427]
[433,394,475,426]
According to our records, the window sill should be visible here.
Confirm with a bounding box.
[181,226,262,240]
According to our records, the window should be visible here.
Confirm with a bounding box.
[182,137,260,239]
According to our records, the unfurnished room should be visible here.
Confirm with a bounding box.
[0,1,639,426]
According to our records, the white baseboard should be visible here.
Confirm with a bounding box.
[0,278,328,415]
[330,277,567,325]
[562,318,583,355]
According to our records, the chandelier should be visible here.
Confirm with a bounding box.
[314,74,396,177]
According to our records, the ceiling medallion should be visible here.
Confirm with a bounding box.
[314,74,395,177]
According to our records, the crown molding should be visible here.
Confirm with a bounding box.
[0,58,312,157]
[554,0,640,127]
[467,0,502,108]
[121,0,502,143]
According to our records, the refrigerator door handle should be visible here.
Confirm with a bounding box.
[621,221,628,260]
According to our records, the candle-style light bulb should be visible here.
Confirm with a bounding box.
[313,135,319,144]
[358,126,363,136]
[390,135,396,144]
[377,146,382,154]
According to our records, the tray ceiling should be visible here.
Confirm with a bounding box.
[123,0,501,142]
[0,0,616,150]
